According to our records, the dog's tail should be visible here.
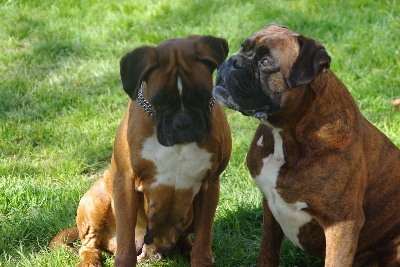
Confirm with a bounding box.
[49,227,80,251]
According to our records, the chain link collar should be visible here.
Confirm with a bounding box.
[137,82,156,117]
[137,81,216,117]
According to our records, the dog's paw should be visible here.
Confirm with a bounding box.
[77,260,102,267]
[136,244,163,263]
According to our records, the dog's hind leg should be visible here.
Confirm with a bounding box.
[76,171,115,267]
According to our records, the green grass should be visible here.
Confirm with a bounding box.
[1,0,399,266]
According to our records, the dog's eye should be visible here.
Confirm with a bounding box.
[261,57,271,67]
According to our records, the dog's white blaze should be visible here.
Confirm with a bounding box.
[253,127,312,250]
[177,76,183,95]
[141,133,212,192]
[177,76,184,110]
[257,135,263,147]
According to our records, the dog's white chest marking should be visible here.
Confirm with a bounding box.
[141,133,212,193]
[253,127,312,250]
[257,135,264,146]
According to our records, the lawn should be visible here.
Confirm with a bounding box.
[1,0,399,266]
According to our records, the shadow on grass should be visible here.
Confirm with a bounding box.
[212,205,324,267]
[0,188,323,266]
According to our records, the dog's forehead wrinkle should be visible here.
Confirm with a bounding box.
[154,48,178,76]
[153,49,195,100]
[176,47,192,73]
[156,46,194,76]
[244,35,299,61]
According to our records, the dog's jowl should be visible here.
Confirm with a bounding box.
[50,35,231,267]
[213,24,400,267]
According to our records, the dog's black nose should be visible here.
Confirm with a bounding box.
[173,111,192,131]
[231,55,246,69]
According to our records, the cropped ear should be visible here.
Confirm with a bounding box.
[194,36,229,71]
[119,46,158,99]
[287,35,331,88]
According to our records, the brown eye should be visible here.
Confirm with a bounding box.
[261,57,271,67]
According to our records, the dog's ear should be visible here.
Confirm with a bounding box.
[287,35,331,88]
[194,36,229,71]
[120,46,158,100]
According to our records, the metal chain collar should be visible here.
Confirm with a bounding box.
[137,81,216,117]
[137,82,156,117]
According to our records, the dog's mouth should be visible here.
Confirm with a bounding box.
[213,85,271,121]
[239,108,271,122]
[212,85,236,109]
[155,110,211,147]
[246,109,271,121]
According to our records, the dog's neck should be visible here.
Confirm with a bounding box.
[138,81,216,117]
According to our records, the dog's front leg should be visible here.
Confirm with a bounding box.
[191,177,220,267]
[114,172,140,267]
[323,217,364,267]
[259,196,284,267]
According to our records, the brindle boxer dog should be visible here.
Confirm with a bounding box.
[213,24,400,267]
[50,35,232,267]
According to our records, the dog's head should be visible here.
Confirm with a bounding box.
[120,36,229,146]
[213,24,330,123]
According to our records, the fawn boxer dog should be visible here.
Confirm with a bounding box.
[213,24,400,266]
[50,35,232,267]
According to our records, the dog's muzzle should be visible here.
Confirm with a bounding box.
[213,59,271,121]
[157,111,211,146]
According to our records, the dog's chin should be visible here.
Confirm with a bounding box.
[158,138,199,147]
[213,85,245,112]
[157,132,209,147]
